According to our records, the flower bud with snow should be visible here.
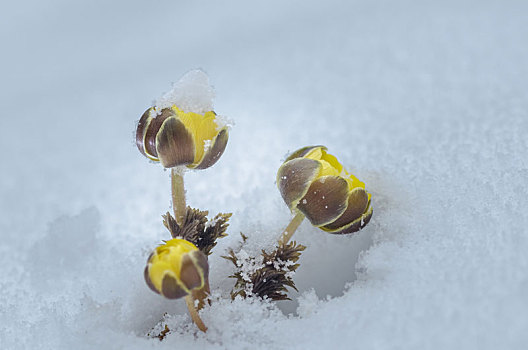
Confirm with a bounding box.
[136,106,229,169]
[277,145,372,234]
[144,238,209,299]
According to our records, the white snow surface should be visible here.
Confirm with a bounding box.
[1,1,527,349]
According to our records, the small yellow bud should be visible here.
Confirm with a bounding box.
[144,238,209,299]
[277,146,372,234]
[136,106,229,169]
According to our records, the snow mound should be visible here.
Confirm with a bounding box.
[154,69,215,114]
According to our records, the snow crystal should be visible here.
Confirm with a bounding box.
[203,139,212,153]
[232,249,265,284]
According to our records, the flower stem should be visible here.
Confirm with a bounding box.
[185,295,208,332]
[278,211,305,245]
[171,167,187,226]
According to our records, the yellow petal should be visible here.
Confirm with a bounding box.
[148,238,198,292]
[305,147,364,191]
[172,106,219,167]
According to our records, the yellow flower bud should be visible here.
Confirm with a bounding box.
[144,238,209,299]
[277,146,373,234]
[136,106,229,169]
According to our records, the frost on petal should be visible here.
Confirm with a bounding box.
[214,114,235,131]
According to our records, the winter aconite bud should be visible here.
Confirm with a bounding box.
[136,106,229,169]
[144,238,209,299]
[277,146,372,234]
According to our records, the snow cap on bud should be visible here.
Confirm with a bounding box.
[277,146,372,234]
[136,106,229,169]
[144,238,209,299]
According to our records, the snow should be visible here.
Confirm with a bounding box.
[213,114,235,131]
[1,0,528,349]
[154,69,215,114]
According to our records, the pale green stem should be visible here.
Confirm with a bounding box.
[185,295,207,332]
[171,167,187,226]
[278,212,305,245]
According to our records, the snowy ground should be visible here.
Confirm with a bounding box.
[1,0,527,349]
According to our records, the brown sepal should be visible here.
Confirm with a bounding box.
[330,206,373,234]
[277,158,321,210]
[322,187,369,231]
[161,274,188,299]
[180,254,203,291]
[136,108,175,160]
[144,265,160,295]
[284,145,326,162]
[189,250,211,310]
[156,117,195,168]
[194,128,229,169]
[136,108,152,158]
[297,176,349,226]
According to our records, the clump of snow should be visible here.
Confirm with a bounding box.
[296,289,321,317]
[230,248,265,296]
[154,69,215,114]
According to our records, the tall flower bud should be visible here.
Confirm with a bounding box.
[136,106,229,169]
[277,146,372,234]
